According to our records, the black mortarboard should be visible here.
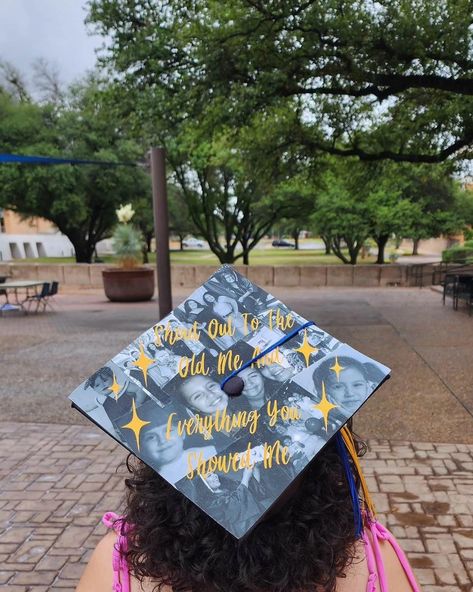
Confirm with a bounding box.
[69,265,390,538]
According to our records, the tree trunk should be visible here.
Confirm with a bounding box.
[292,229,300,250]
[73,241,94,263]
[321,235,331,255]
[412,238,420,255]
[330,236,350,264]
[348,247,359,265]
[217,250,237,264]
[243,250,250,265]
[375,234,389,264]
[142,246,149,264]
[347,239,363,265]
[179,234,184,251]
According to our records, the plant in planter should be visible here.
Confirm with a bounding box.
[102,204,155,302]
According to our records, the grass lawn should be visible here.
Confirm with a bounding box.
[10,248,386,266]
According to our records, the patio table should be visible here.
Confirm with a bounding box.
[0,280,48,314]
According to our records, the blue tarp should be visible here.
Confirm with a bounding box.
[0,153,138,167]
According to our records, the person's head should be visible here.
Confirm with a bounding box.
[307,329,326,347]
[314,356,369,413]
[222,270,237,284]
[184,299,201,313]
[285,351,305,371]
[239,367,265,402]
[141,420,185,469]
[146,342,159,358]
[203,291,216,305]
[156,348,173,365]
[85,366,114,396]
[178,375,228,415]
[280,435,293,448]
[260,361,294,383]
[124,402,186,472]
[122,430,365,592]
[205,471,221,491]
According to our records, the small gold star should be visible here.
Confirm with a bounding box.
[313,381,338,432]
[108,373,122,401]
[295,330,319,367]
[121,399,151,451]
[133,341,154,386]
[330,356,345,382]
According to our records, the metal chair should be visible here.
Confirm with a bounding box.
[44,281,59,310]
[454,275,473,314]
[25,282,50,314]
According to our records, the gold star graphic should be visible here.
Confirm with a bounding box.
[121,399,151,451]
[133,341,154,386]
[330,356,345,382]
[108,373,122,401]
[313,381,338,432]
[295,330,319,367]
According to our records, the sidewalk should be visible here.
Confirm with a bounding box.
[0,422,472,591]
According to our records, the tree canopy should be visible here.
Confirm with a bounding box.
[0,80,148,263]
[311,157,468,264]
[88,0,473,164]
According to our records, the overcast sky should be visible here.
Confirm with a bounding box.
[0,0,102,90]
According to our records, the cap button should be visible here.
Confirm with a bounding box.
[223,376,244,397]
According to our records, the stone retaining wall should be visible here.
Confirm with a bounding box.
[0,262,435,288]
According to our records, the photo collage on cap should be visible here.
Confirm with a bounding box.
[69,265,390,538]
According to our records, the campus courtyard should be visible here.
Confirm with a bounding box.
[1,285,473,590]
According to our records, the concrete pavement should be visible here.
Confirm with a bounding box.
[1,286,472,442]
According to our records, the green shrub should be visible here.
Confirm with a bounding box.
[442,245,473,263]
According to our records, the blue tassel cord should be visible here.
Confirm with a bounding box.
[335,432,363,538]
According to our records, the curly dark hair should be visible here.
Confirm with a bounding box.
[118,432,366,592]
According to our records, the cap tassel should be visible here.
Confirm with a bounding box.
[335,432,363,538]
[340,426,376,521]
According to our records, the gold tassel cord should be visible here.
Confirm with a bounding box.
[340,427,376,520]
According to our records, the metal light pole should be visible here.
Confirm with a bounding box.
[150,147,172,319]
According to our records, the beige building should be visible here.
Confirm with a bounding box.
[1,210,56,235]
[0,209,74,260]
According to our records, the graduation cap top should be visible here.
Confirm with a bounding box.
[69,265,390,538]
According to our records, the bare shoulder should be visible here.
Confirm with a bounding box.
[378,537,420,592]
[335,536,420,592]
[75,531,116,592]
[75,532,172,592]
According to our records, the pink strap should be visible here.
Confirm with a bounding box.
[363,520,420,592]
[362,530,378,592]
[102,512,131,592]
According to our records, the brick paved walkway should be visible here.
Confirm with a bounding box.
[0,423,472,591]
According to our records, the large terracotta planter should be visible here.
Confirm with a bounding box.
[102,268,155,302]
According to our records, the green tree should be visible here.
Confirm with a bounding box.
[275,177,317,250]
[169,136,292,265]
[351,162,419,264]
[88,0,473,164]
[312,162,370,264]
[400,169,468,255]
[0,80,148,263]
[312,158,465,264]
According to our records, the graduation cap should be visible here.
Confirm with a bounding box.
[69,264,390,539]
